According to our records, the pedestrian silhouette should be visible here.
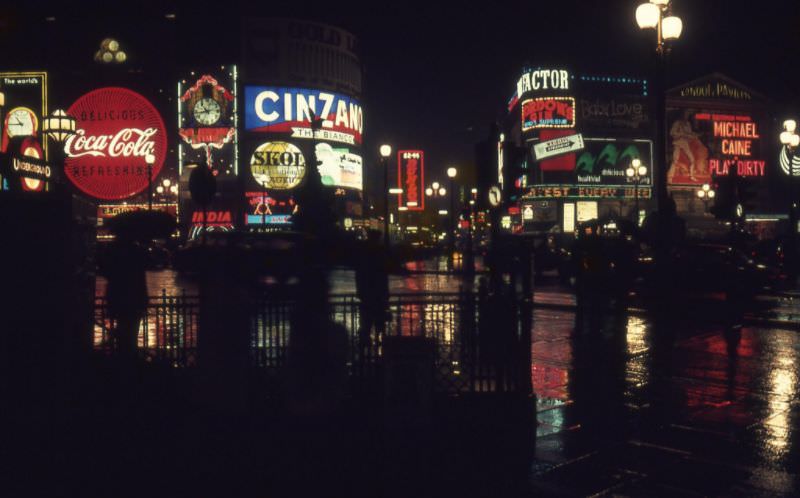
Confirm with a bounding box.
[286,268,348,417]
[100,234,148,360]
[355,229,389,357]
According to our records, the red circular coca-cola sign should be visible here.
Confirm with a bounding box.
[64,87,167,200]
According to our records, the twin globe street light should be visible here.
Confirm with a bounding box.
[625,158,648,225]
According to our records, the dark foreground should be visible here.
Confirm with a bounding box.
[3,291,800,497]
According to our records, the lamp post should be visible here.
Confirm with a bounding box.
[41,109,77,189]
[380,144,392,247]
[447,167,457,262]
[625,158,648,225]
[145,153,155,210]
[425,181,447,243]
[635,0,683,215]
[696,183,716,213]
[779,119,800,281]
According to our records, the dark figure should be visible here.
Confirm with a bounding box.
[356,230,390,356]
[101,235,148,359]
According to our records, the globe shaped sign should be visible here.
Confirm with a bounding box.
[64,87,167,200]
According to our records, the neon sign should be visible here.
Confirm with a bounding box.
[516,69,570,96]
[521,97,575,130]
[397,150,424,211]
[244,86,363,145]
[64,88,167,200]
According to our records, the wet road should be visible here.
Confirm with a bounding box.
[532,307,800,496]
[92,261,800,495]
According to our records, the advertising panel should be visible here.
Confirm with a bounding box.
[315,143,362,190]
[178,69,238,176]
[576,138,653,185]
[244,86,363,145]
[521,97,576,130]
[244,191,296,226]
[666,109,766,186]
[249,140,306,189]
[537,130,579,172]
[397,150,424,211]
[64,87,168,200]
[580,96,650,132]
[0,72,49,191]
[524,184,652,200]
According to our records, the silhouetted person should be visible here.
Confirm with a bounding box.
[286,268,348,418]
[101,234,148,360]
[356,229,389,356]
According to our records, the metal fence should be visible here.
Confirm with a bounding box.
[94,290,532,394]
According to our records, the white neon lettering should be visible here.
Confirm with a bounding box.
[254,91,279,122]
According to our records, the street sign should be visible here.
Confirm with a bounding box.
[488,185,502,207]
[533,133,585,161]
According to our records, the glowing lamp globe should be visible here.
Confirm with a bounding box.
[42,109,77,143]
[447,167,457,178]
[439,187,446,196]
[380,144,392,158]
[780,131,793,145]
[784,120,797,133]
[661,16,683,40]
[707,190,716,199]
[426,187,433,196]
[636,3,660,29]
[626,168,635,178]
[638,166,647,177]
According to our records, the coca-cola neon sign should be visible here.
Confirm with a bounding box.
[64,87,167,200]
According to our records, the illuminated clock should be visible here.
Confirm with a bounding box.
[193,98,221,126]
[6,107,38,138]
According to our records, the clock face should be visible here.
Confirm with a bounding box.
[7,107,37,138]
[193,98,221,126]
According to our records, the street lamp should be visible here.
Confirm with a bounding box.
[145,153,155,210]
[446,167,458,262]
[696,183,715,213]
[635,0,683,218]
[625,158,648,225]
[41,109,77,188]
[380,144,392,246]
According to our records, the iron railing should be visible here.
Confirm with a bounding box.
[94,290,532,394]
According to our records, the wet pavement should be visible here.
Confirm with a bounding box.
[87,260,800,496]
[532,307,800,496]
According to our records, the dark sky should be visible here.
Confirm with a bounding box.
[4,0,800,195]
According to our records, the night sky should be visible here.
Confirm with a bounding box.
[3,0,800,197]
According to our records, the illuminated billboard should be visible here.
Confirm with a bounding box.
[249,141,306,190]
[397,150,424,211]
[64,87,168,200]
[521,97,576,130]
[0,72,49,191]
[575,139,653,185]
[244,86,363,145]
[244,191,296,226]
[315,143,362,190]
[666,109,766,186]
[178,69,238,176]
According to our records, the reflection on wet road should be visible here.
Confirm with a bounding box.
[532,307,800,496]
[93,261,800,495]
